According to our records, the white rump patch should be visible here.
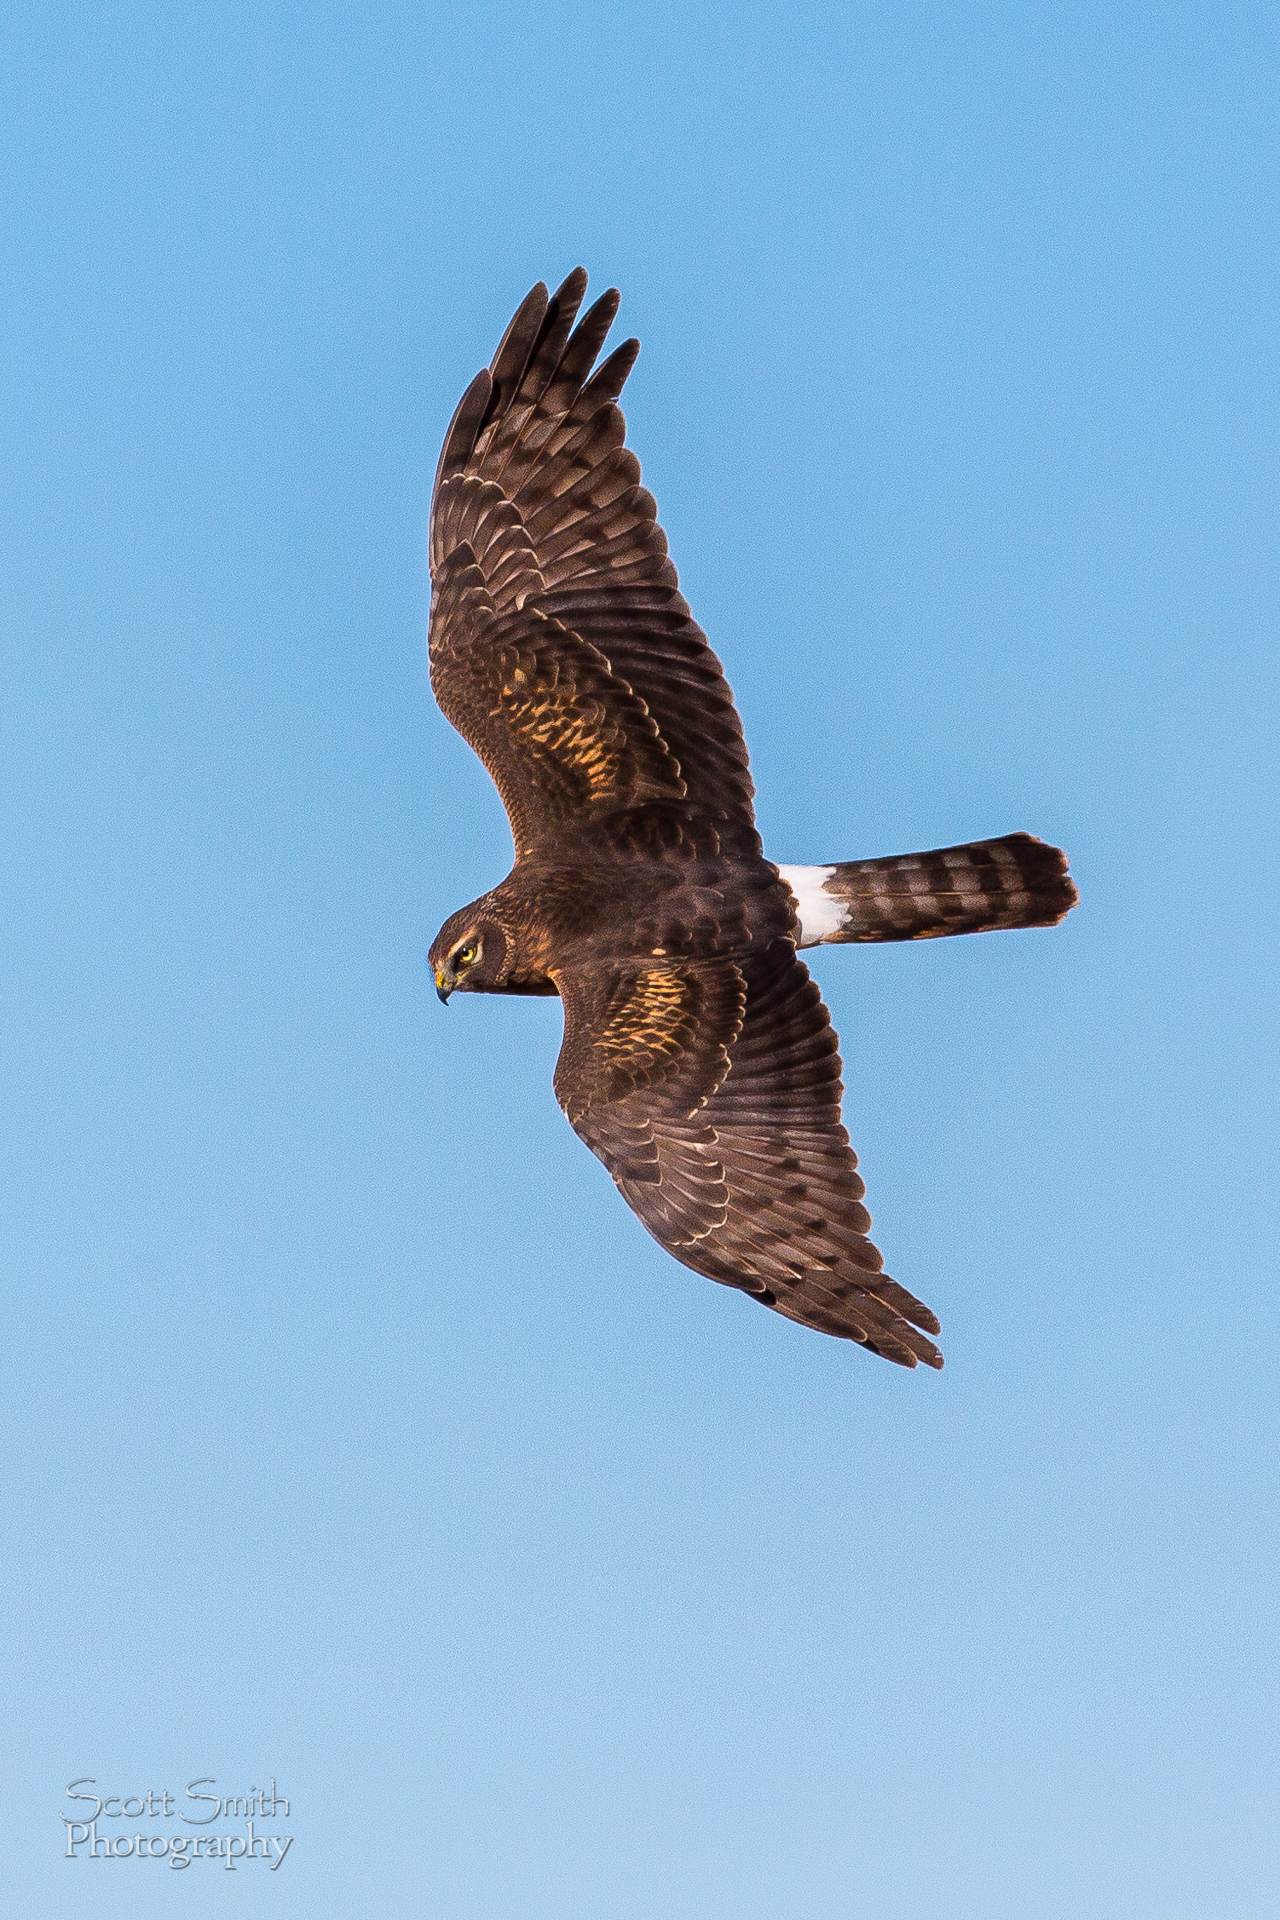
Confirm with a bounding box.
[777,864,846,946]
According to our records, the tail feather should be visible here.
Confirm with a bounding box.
[778,832,1078,947]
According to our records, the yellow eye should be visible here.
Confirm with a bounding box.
[455,943,478,967]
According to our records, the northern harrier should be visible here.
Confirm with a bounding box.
[428,271,1076,1367]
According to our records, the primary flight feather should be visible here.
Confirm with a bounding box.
[427,270,1077,1367]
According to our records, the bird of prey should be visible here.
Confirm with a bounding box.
[427,270,1077,1367]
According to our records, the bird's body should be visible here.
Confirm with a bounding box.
[428,271,1077,1366]
[450,806,791,993]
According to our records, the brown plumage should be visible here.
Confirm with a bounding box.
[427,271,1078,1366]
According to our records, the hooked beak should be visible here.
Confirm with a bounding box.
[434,969,452,1005]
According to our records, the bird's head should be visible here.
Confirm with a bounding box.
[429,904,511,1001]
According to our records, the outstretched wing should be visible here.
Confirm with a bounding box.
[429,270,756,860]
[552,943,943,1367]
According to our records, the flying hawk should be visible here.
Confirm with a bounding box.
[427,271,1077,1367]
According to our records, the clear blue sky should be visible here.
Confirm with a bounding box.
[3,4,1277,1916]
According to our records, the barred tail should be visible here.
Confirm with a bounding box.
[778,832,1078,947]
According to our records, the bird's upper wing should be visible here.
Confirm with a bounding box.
[429,270,756,860]
[552,942,943,1366]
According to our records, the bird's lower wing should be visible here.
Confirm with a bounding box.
[553,944,943,1367]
